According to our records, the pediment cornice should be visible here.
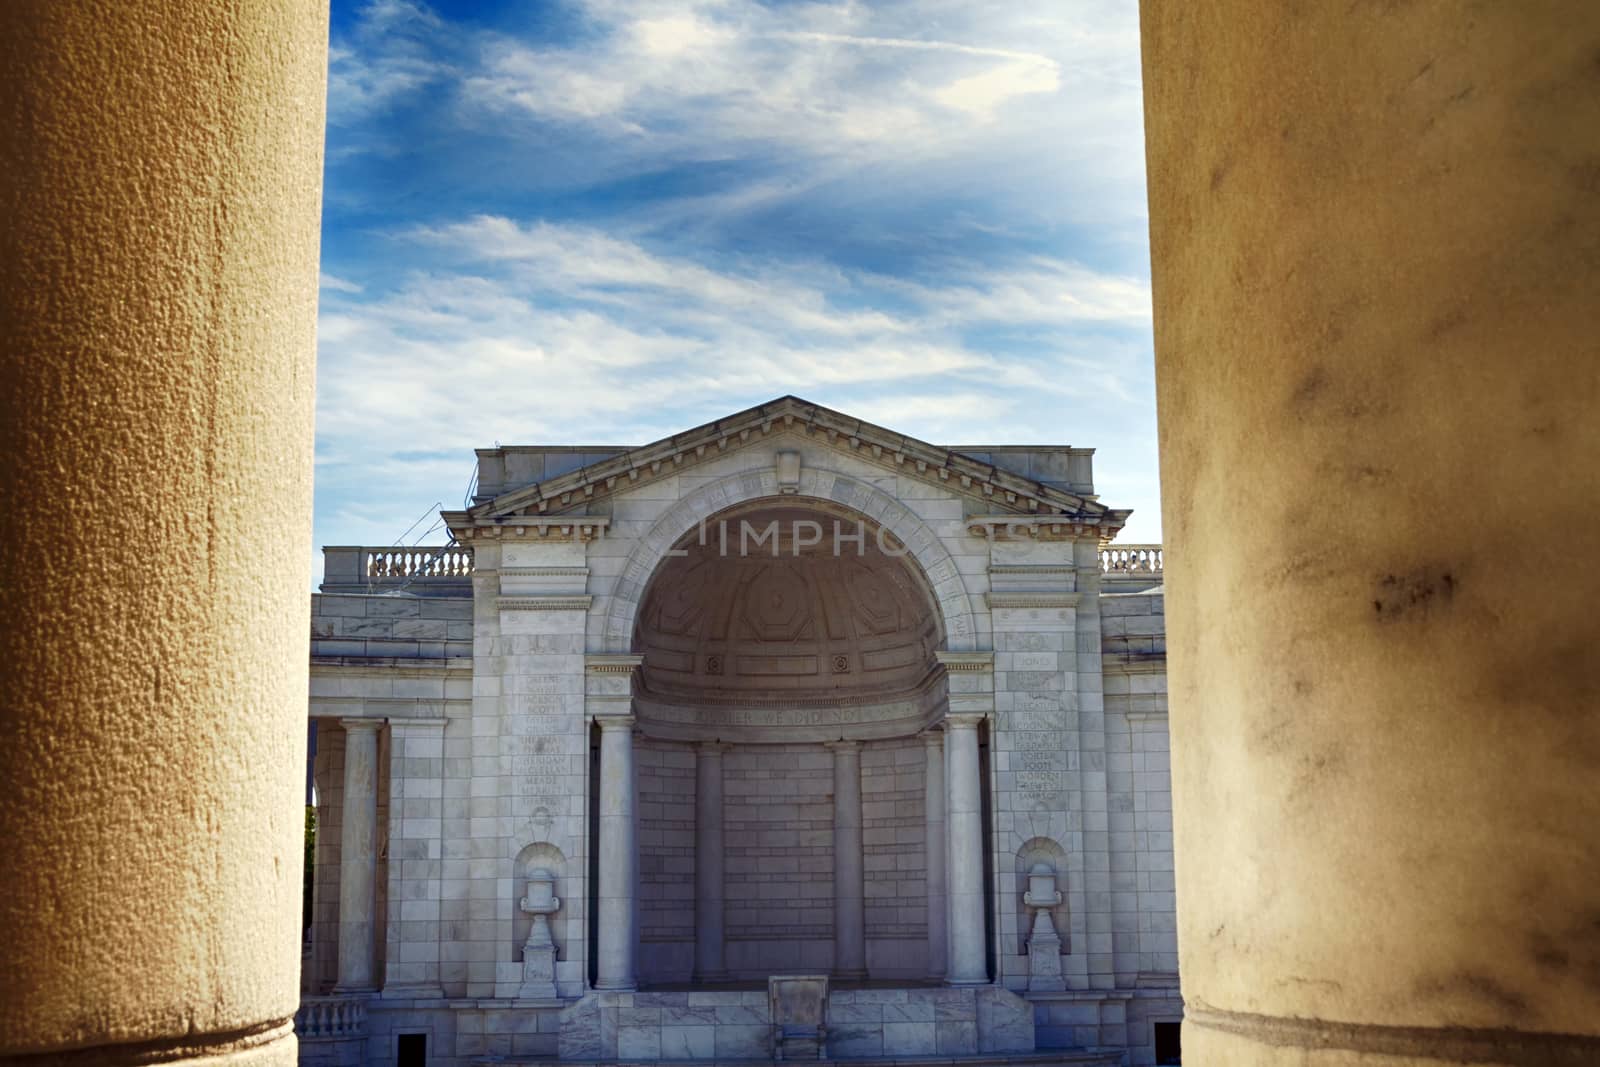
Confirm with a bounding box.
[443,396,1132,542]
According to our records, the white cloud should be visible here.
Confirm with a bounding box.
[319,272,364,293]
[314,217,1154,478]
[314,2,1164,559]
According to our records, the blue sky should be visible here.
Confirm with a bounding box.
[314,0,1158,577]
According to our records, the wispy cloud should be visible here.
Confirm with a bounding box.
[313,0,1161,579]
[316,216,1150,464]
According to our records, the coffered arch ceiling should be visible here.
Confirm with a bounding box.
[634,503,943,711]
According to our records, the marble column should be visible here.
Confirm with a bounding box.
[336,719,381,992]
[595,715,638,991]
[827,740,867,979]
[694,742,729,981]
[1142,4,1600,1063]
[945,714,988,985]
[922,730,948,980]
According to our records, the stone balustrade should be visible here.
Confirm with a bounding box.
[294,995,368,1040]
[364,545,473,579]
[320,545,474,594]
[1100,544,1162,575]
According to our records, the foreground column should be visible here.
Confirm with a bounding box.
[922,730,948,980]
[336,720,381,991]
[694,742,729,981]
[0,4,325,1061]
[944,715,988,985]
[1141,4,1600,1063]
[595,715,638,990]
[828,740,867,979]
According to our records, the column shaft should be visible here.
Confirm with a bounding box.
[945,716,988,985]
[1142,4,1600,1062]
[694,743,728,981]
[0,3,325,1058]
[829,741,867,979]
[336,719,380,991]
[923,731,948,980]
[595,717,637,990]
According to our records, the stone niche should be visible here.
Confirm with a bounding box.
[632,502,944,745]
[630,501,950,986]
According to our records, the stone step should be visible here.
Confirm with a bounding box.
[477,1053,1124,1067]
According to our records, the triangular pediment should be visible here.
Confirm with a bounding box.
[442,396,1131,540]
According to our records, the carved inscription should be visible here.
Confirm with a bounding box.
[511,675,581,796]
[1003,688,1069,812]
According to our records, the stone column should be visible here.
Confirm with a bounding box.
[336,719,382,992]
[0,3,325,1061]
[827,740,868,979]
[1142,5,1600,1064]
[922,730,948,980]
[595,714,638,991]
[694,742,730,981]
[944,714,988,985]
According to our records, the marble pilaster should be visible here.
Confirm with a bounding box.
[945,712,989,986]
[595,712,638,990]
[694,741,730,981]
[923,729,948,980]
[382,717,446,997]
[827,739,867,979]
[336,717,382,991]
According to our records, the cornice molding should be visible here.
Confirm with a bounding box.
[985,592,1083,609]
[310,658,471,675]
[586,653,645,673]
[935,650,995,672]
[498,595,593,612]
[444,397,1132,541]
[500,566,590,577]
[451,517,610,542]
[966,516,1108,541]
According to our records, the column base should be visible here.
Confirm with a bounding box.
[833,968,869,981]
[332,984,377,995]
[594,979,638,992]
[944,976,989,987]
[693,970,731,983]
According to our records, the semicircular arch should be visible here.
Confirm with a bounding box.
[594,467,978,653]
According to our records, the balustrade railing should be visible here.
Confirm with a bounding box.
[363,545,474,580]
[294,995,368,1040]
[1100,544,1163,575]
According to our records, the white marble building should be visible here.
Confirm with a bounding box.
[299,397,1178,1067]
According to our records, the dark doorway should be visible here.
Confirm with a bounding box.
[1154,1020,1181,1064]
[397,1032,427,1067]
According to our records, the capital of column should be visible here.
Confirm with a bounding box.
[824,738,862,753]
[595,714,636,732]
[935,650,994,673]
[586,653,645,672]
[945,712,986,731]
[921,729,945,750]
[696,740,733,755]
[339,717,383,733]
[387,717,446,736]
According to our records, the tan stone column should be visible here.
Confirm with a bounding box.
[1141,4,1600,1064]
[0,3,325,1062]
